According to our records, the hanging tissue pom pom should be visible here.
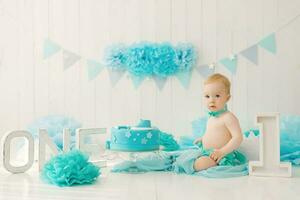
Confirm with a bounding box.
[27,115,81,150]
[104,44,127,70]
[175,43,197,71]
[41,150,100,187]
[152,43,178,77]
[126,43,156,77]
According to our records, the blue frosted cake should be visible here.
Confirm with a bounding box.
[108,120,160,152]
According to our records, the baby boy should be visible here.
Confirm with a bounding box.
[193,73,245,171]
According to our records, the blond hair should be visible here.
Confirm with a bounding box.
[204,73,231,94]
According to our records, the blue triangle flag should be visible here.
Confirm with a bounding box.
[153,76,167,90]
[63,50,81,70]
[220,56,238,74]
[259,33,276,54]
[240,45,258,65]
[43,39,61,59]
[87,59,104,81]
[108,69,126,87]
[131,75,145,89]
[176,70,192,89]
[196,65,214,78]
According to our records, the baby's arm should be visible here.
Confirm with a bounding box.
[210,113,243,163]
[220,113,243,155]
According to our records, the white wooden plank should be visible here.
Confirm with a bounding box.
[91,0,111,129]
[18,0,36,129]
[245,0,264,126]
[33,0,50,119]
[78,0,97,128]
[201,0,217,65]
[258,0,279,114]
[230,0,249,129]
[0,0,20,132]
[277,0,300,26]
[62,0,81,126]
[276,15,300,115]
[48,0,65,116]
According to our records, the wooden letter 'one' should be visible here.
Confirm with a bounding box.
[76,128,107,167]
[38,129,59,171]
[2,130,34,173]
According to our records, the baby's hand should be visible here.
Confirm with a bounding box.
[193,137,202,145]
[210,149,225,163]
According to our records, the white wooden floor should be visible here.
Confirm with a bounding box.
[0,165,300,200]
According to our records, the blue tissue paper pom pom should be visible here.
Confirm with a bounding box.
[153,43,178,77]
[104,44,127,70]
[41,150,100,187]
[175,43,197,71]
[27,115,81,150]
[126,43,156,76]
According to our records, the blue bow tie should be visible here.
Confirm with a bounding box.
[207,105,228,117]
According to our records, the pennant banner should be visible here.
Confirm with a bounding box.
[43,30,279,89]
[176,70,193,89]
[131,75,145,89]
[220,56,238,74]
[108,69,126,87]
[240,45,258,65]
[63,50,81,70]
[196,65,215,78]
[259,33,276,54]
[153,76,167,91]
[87,59,104,81]
[43,39,61,59]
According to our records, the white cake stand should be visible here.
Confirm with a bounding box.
[107,149,159,165]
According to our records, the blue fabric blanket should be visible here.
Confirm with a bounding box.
[112,148,249,178]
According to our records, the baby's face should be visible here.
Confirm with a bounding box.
[203,82,230,111]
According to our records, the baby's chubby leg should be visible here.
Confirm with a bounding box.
[193,156,217,171]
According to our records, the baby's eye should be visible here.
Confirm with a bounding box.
[205,95,210,98]
[215,94,220,98]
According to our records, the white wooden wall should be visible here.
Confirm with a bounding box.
[0,0,299,138]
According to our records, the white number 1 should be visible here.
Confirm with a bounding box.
[249,113,292,177]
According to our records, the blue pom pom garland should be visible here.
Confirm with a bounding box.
[104,42,197,78]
